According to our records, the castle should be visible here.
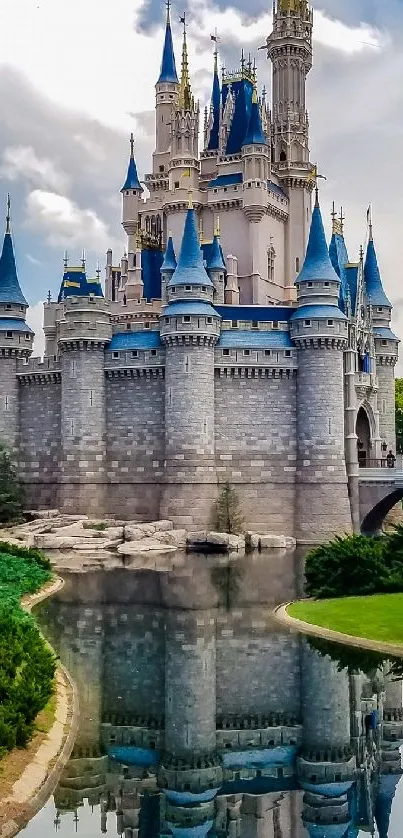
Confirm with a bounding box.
[0,0,399,541]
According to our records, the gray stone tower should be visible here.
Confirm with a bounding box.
[160,202,221,527]
[290,194,352,543]
[0,198,33,451]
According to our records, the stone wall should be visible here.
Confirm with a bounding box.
[214,371,297,534]
[377,363,396,453]
[19,378,61,508]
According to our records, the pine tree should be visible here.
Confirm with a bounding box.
[213,482,244,534]
[0,444,24,524]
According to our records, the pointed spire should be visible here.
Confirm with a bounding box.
[168,206,213,287]
[0,197,28,307]
[296,197,340,284]
[121,134,143,192]
[178,12,193,111]
[206,35,221,151]
[364,225,392,308]
[242,88,267,146]
[158,0,178,84]
[81,249,86,271]
[161,234,177,273]
[207,222,226,272]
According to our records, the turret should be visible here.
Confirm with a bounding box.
[154,1,179,172]
[204,43,220,153]
[0,195,33,450]
[160,201,221,527]
[121,134,144,255]
[364,222,398,454]
[205,221,225,305]
[291,193,352,542]
[264,0,313,293]
[161,234,177,304]
[242,89,270,300]
[169,14,199,194]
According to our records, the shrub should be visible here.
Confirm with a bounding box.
[304,534,389,599]
[83,521,108,531]
[0,444,24,524]
[212,482,244,534]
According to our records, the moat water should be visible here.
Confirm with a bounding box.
[16,551,403,837]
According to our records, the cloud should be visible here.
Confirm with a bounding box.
[26,302,45,358]
[24,190,118,253]
[26,253,42,266]
[0,145,70,193]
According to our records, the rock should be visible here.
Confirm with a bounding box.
[25,509,60,519]
[245,532,260,551]
[151,520,174,532]
[285,537,296,549]
[259,534,287,549]
[125,523,156,539]
[72,538,122,551]
[117,540,177,556]
[187,531,207,545]
[227,534,245,551]
[33,535,82,550]
[206,532,230,547]
[152,529,187,547]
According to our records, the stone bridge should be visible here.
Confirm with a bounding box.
[358,470,403,534]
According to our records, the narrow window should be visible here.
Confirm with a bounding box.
[4,396,9,412]
[131,351,138,358]
[174,181,179,189]
[243,349,250,356]
[185,285,191,291]
[265,350,271,356]
[285,350,291,357]
[113,351,120,359]
[144,322,150,329]
[377,306,383,312]
[70,419,75,437]
[6,331,12,338]
[165,317,170,324]
[296,257,300,272]
[126,323,131,330]
[89,390,93,407]
[273,321,279,329]
[6,304,11,310]
[324,282,330,287]
[70,360,76,378]
[207,317,213,324]
[252,321,258,329]
[151,349,157,356]
[307,282,313,288]
[381,340,388,346]
[223,349,230,356]
[304,320,311,327]
[231,320,238,328]
[159,165,164,172]
[267,246,276,283]
[183,316,191,323]
[327,320,334,327]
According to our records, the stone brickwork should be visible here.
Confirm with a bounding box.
[106,372,165,520]
[214,370,297,534]
[301,643,350,751]
[0,356,19,451]
[377,362,396,453]
[19,378,61,509]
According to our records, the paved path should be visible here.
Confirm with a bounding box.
[274,602,403,657]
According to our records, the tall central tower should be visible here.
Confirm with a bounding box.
[265,0,313,296]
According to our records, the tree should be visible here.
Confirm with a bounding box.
[212,482,244,534]
[395,379,403,454]
[0,444,24,524]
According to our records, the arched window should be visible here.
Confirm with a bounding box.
[150,215,156,236]
[296,257,300,273]
[280,149,287,162]
[267,246,276,283]
[145,216,150,233]
[156,215,162,234]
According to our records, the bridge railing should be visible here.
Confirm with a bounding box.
[359,459,396,469]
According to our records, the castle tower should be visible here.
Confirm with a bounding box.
[169,15,200,194]
[0,196,33,451]
[58,273,112,514]
[121,134,144,262]
[160,202,221,527]
[205,221,225,305]
[153,0,179,174]
[290,194,352,542]
[265,0,313,294]
[161,234,177,304]
[364,223,398,453]
[241,89,271,302]
[200,44,221,186]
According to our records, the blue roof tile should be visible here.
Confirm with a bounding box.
[0,318,33,333]
[291,304,347,321]
[364,236,392,308]
[157,9,178,84]
[0,232,28,307]
[121,147,142,192]
[58,268,104,302]
[206,234,226,271]
[222,76,254,155]
[208,173,243,188]
[297,200,340,285]
[218,330,292,348]
[206,57,220,152]
[168,208,213,288]
[373,327,399,341]
[162,301,220,317]
[329,232,350,311]
[215,305,295,322]
[161,235,177,272]
[267,181,288,200]
[109,331,162,351]
[242,90,267,146]
[142,248,163,301]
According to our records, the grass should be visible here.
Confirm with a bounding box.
[288,593,403,646]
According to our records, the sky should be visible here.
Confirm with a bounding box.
[1,0,403,363]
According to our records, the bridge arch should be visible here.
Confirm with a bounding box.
[361,488,403,535]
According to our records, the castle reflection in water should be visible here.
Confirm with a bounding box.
[35,553,403,838]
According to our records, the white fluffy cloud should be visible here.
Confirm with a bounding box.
[0,145,70,193]
[26,301,45,357]
[24,190,119,252]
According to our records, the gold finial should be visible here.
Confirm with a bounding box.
[331,201,343,236]
[251,87,258,105]
[5,194,10,234]
[178,12,192,111]
[130,132,134,158]
[188,189,194,209]
[359,244,364,262]
[214,215,220,237]
[278,0,309,15]
[339,206,345,236]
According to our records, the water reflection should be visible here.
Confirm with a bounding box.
[21,553,403,837]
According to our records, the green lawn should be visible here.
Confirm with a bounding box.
[288,594,403,646]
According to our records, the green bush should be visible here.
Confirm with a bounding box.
[212,482,244,534]
[0,444,24,523]
[304,534,390,599]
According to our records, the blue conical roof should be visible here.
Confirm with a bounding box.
[168,207,213,287]
[364,234,391,308]
[121,137,142,192]
[207,57,221,151]
[242,90,267,146]
[297,199,340,284]
[0,230,27,307]
[158,8,178,84]
[207,234,225,271]
[161,235,177,272]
